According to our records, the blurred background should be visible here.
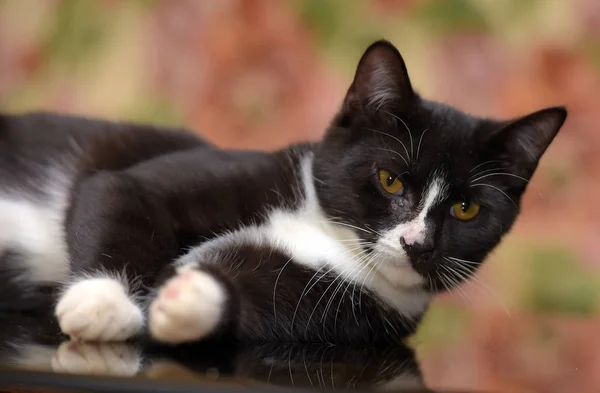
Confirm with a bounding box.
[1,0,599,392]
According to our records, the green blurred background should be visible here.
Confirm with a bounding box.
[1,0,599,391]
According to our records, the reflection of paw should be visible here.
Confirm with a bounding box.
[149,269,225,344]
[52,341,141,376]
[55,278,144,341]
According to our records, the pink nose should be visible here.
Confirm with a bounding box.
[401,228,425,246]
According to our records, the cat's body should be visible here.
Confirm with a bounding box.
[0,112,424,343]
[0,40,566,345]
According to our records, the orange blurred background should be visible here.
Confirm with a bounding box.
[1,1,600,392]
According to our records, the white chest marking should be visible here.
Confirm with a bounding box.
[178,154,431,318]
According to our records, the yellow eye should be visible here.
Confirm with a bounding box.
[451,201,481,221]
[378,169,404,194]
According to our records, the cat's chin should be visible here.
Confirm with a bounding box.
[373,252,425,289]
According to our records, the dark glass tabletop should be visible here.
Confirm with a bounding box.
[0,304,593,393]
[0,306,431,393]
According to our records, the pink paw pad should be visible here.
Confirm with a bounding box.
[164,286,179,298]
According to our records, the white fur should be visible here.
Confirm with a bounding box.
[397,176,446,246]
[52,342,141,376]
[55,276,144,341]
[176,154,432,320]
[149,268,225,344]
[0,169,72,283]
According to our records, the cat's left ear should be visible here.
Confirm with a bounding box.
[343,40,415,120]
[490,106,567,175]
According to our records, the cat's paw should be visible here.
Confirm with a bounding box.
[149,269,225,344]
[55,278,144,342]
[52,341,141,376]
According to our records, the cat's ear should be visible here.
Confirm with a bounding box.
[490,106,567,175]
[343,40,415,118]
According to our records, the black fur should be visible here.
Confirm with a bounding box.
[0,40,566,345]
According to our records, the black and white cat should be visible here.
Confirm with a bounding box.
[0,40,566,345]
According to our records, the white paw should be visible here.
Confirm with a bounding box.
[51,341,141,376]
[55,278,144,342]
[149,269,225,344]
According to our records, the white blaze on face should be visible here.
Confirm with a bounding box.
[400,177,446,246]
[374,175,448,287]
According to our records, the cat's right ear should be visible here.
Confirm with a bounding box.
[342,40,415,120]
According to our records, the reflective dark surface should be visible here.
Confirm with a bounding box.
[0,307,432,393]
[2,306,597,393]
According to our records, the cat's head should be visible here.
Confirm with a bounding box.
[314,40,567,293]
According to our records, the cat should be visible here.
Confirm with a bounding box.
[0,39,566,345]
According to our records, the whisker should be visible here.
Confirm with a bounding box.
[316,219,376,235]
[290,264,331,334]
[326,254,378,339]
[306,257,370,337]
[438,270,452,293]
[294,244,371,334]
[470,183,519,209]
[303,350,314,389]
[320,266,354,324]
[469,274,511,317]
[364,223,384,237]
[441,265,473,305]
[446,256,480,265]
[416,128,428,161]
[369,147,409,167]
[468,160,504,174]
[358,252,384,308]
[353,252,380,312]
[363,128,411,164]
[312,175,327,186]
[468,167,505,180]
[441,264,460,286]
[451,264,478,280]
[349,250,382,319]
[471,172,543,197]
[333,263,364,331]
[288,348,295,388]
[273,256,294,321]
[333,238,373,243]
[470,172,531,185]
[340,240,373,243]
[445,258,479,277]
[380,109,414,161]
[321,254,367,322]
[445,258,511,317]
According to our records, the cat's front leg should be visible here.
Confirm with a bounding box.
[56,172,178,342]
[148,264,230,344]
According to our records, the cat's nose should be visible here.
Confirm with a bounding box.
[400,236,435,262]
